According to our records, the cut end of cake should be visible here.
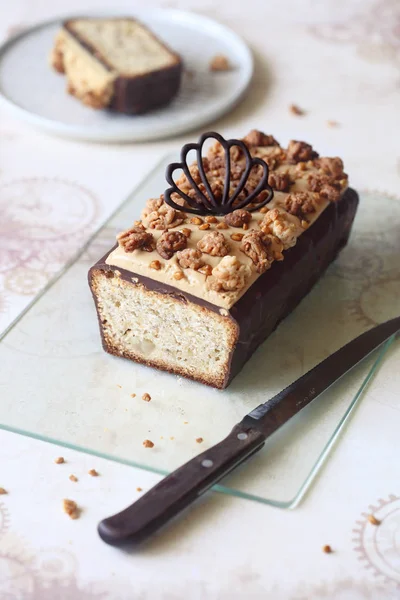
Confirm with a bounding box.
[89,267,239,389]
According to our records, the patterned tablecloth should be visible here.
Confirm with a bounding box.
[1,0,399,598]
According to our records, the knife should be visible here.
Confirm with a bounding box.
[98,317,399,546]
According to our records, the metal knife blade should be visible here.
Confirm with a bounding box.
[98,317,399,546]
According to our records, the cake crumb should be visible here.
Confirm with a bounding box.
[368,514,381,526]
[88,469,99,477]
[327,120,340,128]
[130,393,136,398]
[0,488,7,495]
[136,487,143,492]
[183,421,188,425]
[54,457,65,464]
[210,54,231,72]
[322,545,333,554]
[143,439,154,448]
[149,260,162,270]
[116,384,122,389]
[160,436,164,439]
[289,104,305,116]
[63,499,80,519]
[170,436,175,440]
[196,437,204,443]
[69,474,78,482]
[142,393,151,402]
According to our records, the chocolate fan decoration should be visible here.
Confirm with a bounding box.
[164,132,274,216]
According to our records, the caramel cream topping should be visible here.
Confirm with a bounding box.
[106,138,348,310]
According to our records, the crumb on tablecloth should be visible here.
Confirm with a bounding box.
[116,384,122,389]
[142,393,151,402]
[169,436,174,440]
[210,54,231,71]
[136,487,143,492]
[63,499,80,519]
[143,439,154,448]
[289,104,305,116]
[322,545,333,553]
[368,514,381,526]
[0,487,7,495]
[88,469,99,477]
[54,457,65,464]
[327,120,340,128]
[130,393,136,398]
[69,474,78,482]
[196,437,204,443]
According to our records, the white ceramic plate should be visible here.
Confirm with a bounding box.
[0,10,253,142]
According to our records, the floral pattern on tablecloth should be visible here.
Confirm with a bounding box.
[0,178,100,334]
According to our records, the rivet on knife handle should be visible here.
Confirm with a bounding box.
[98,424,265,546]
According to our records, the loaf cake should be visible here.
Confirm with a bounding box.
[89,130,358,388]
[50,18,182,113]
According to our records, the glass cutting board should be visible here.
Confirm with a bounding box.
[1,156,399,507]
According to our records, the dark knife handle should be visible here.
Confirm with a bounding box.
[98,423,265,546]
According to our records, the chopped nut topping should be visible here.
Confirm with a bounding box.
[143,439,154,448]
[196,437,204,443]
[260,208,302,249]
[285,192,320,217]
[198,264,212,277]
[209,54,231,71]
[141,197,163,219]
[142,393,151,402]
[242,130,279,147]
[88,469,99,477]
[174,270,184,280]
[231,233,245,242]
[322,545,333,554]
[308,173,343,202]
[301,219,309,229]
[180,227,192,238]
[149,260,162,270]
[69,474,78,482]
[317,157,345,179]
[289,104,305,116]
[368,514,381,526]
[197,231,230,257]
[224,209,252,228]
[199,223,210,230]
[216,222,229,230]
[144,201,186,230]
[63,499,80,519]
[287,140,318,163]
[268,171,291,192]
[156,231,187,260]
[208,256,251,292]
[177,248,205,270]
[205,216,218,223]
[243,223,249,230]
[54,457,65,464]
[117,227,155,253]
[241,231,283,273]
[0,487,7,495]
[190,217,203,225]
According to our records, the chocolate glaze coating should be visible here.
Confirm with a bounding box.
[89,188,359,388]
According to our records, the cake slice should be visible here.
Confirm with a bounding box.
[50,18,182,113]
[88,130,359,388]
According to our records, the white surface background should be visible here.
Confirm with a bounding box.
[0,0,400,598]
